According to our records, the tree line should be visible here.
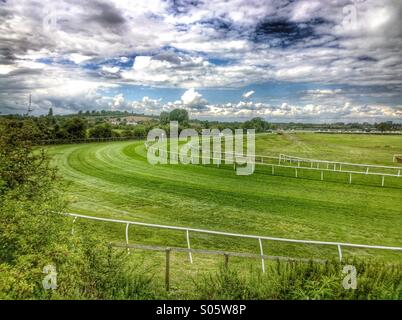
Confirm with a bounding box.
[1,108,400,143]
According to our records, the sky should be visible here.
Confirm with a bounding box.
[0,0,401,123]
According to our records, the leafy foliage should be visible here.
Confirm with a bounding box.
[0,119,156,299]
[89,123,113,139]
[168,109,189,125]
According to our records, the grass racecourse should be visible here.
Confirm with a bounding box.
[47,133,402,293]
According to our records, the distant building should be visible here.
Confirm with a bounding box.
[109,116,139,126]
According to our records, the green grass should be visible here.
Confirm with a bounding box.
[46,133,402,265]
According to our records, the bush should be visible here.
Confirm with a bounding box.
[63,117,87,139]
[88,123,113,139]
[0,120,156,299]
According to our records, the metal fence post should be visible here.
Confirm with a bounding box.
[125,223,130,254]
[258,238,265,273]
[337,244,343,262]
[186,230,193,264]
[71,216,78,235]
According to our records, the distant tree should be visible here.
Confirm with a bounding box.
[88,123,112,138]
[121,129,133,137]
[63,117,87,139]
[132,126,147,138]
[54,123,68,139]
[376,122,392,132]
[169,109,189,125]
[159,111,170,125]
[47,107,53,117]
[242,117,270,133]
[201,120,210,129]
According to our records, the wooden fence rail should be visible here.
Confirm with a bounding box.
[110,243,327,291]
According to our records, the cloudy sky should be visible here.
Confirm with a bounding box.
[0,0,401,122]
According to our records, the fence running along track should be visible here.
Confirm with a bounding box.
[146,143,402,187]
[110,243,326,291]
[67,213,402,273]
[38,136,147,145]
[278,154,402,175]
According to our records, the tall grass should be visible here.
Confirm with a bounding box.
[186,259,402,300]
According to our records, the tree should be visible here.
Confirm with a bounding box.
[0,118,154,299]
[242,117,270,133]
[48,107,53,117]
[376,122,392,132]
[0,119,53,195]
[132,125,147,138]
[159,111,170,125]
[169,109,189,125]
[62,117,87,139]
[88,123,112,138]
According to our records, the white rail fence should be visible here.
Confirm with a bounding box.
[146,143,402,187]
[278,154,401,175]
[67,213,402,272]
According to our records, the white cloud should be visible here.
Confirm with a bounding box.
[102,66,120,74]
[0,65,17,75]
[69,54,93,64]
[242,90,255,99]
[0,0,402,122]
[181,88,208,109]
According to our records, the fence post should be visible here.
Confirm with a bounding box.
[186,230,193,264]
[337,244,343,262]
[71,216,78,235]
[258,238,265,273]
[349,173,352,184]
[381,176,385,187]
[295,168,298,178]
[165,248,171,291]
[224,253,229,269]
[321,171,324,181]
[272,165,274,175]
[125,223,130,254]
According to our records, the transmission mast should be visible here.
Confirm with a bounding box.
[26,93,33,116]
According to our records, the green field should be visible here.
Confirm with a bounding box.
[47,133,402,268]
